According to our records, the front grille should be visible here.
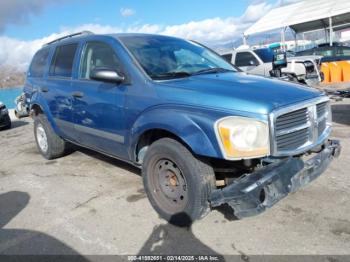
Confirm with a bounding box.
[317,102,327,118]
[273,99,330,154]
[276,128,310,151]
[317,102,327,136]
[276,108,309,132]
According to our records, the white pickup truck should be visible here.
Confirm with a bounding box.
[222,47,322,86]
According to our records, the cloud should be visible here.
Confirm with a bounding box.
[0,0,67,33]
[120,8,135,17]
[240,1,272,23]
[0,0,303,71]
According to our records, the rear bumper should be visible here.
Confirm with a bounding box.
[210,139,341,219]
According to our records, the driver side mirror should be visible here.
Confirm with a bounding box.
[90,68,125,84]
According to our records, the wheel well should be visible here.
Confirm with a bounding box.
[135,129,190,164]
[31,104,43,116]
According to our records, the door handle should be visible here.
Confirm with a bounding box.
[40,87,49,93]
[71,91,84,98]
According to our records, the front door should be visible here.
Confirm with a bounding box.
[71,41,128,159]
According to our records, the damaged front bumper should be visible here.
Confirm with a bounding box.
[210,139,341,219]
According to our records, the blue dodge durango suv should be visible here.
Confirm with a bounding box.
[24,31,341,224]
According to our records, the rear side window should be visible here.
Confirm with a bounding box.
[49,44,78,77]
[235,52,259,67]
[30,48,50,78]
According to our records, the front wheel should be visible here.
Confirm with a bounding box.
[142,138,216,226]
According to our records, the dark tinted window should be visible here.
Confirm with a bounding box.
[253,48,274,63]
[235,52,259,67]
[30,48,50,77]
[80,42,122,79]
[222,53,232,62]
[314,47,334,57]
[336,47,350,56]
[49,44,78,77]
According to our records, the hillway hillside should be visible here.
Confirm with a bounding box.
[0,66,26,88]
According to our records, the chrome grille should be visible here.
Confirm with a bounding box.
[276,108,309,132]
[271,98,331,155]
[317,102,327,135]
[276,128,310,150]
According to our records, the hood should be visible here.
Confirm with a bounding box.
[156,72,322,115]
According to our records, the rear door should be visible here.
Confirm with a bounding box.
[71,40,129,158]
[26,47,51,104]
[45,43,79,141]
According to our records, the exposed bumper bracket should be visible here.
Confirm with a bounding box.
[210,139,341,219]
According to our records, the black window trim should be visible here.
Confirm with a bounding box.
[48,43,79,80]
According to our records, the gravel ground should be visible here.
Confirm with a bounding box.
[0,99,349,259]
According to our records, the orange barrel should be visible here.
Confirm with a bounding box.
[321,62,330,83]
[337,60,350,82]
[328,62,342,83]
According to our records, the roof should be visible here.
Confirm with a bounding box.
[244,0,350,36]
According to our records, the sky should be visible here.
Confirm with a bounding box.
[0,0,300,70]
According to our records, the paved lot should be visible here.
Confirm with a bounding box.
[0,99,350,258]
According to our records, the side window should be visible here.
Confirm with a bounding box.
[29,48,50,78]
[49,44,78,77]
[222,53,232,63]
[80,42,122,79]
[235,52,259,67]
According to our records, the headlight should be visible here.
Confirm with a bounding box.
[215,116,270,160]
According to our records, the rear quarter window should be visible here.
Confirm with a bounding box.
[49,44,78,77]
[221,53,233,62]
[29,48,50,78]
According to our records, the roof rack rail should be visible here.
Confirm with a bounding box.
[44,31,93,46]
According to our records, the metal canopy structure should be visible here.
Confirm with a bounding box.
[244,0,350,46]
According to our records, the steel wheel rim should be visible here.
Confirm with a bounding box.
[36,124,48,153]
[150,159,188,214]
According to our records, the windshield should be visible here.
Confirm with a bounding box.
[119,35,237,80]
[253,48,274,63]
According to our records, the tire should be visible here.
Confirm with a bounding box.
[0,116,11,130]
[142,138,216,226]
[5,122,11,130]
[34,114,70,160]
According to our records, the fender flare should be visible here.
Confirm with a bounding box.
[128,107,223,161]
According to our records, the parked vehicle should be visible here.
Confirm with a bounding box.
[222,47,322,86]
[0,102,11,130]
[296,43,350,62]
[25,32,341,225]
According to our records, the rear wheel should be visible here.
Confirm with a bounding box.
[34,114,71,160]
[142,138,215,226]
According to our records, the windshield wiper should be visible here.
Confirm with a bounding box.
[192,67,234,75]
[151,71,191,80]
